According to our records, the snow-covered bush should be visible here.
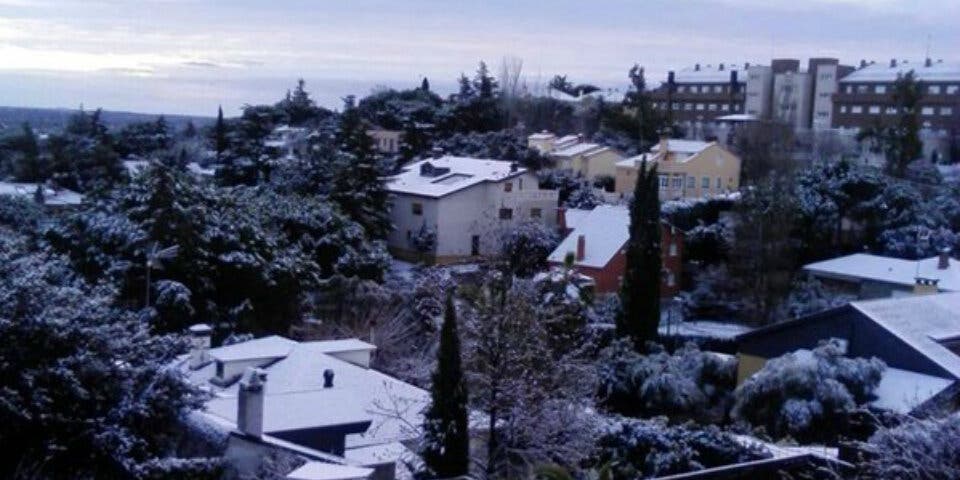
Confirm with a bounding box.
[598,339,737,424]
[501,221,559,277]
[678,264,741,319]
[879,225,959,260]
[732,338,885,443]
[684,218,733,265]
[860,415,960,479]
[776,278,856,320]
[410,223,437,256]
[591,417,770,479]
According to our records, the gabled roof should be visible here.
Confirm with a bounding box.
[386,156,526,198]
[548,205,629,268]
[562,208,591,231]
[550,142,606,158]
[804,253,960,292]
[851,293,960,379]
[651,139,714,154]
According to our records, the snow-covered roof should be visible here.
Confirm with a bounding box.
[673,64,747,84]
[563,208,591,231]
[0,182,83,206]
[285,462,373,480]
[528,132,555,141]
[871,367,953,414]
[548,205,630,268]
[852,292,960,379]
[555,134,580,149]
[179,335,427,457]
[804,253,960,292]
[550,142,606,157]
[716,114,759,122]
[386,156,526,198]
[187,162,216,177]
[659,320,753,340]
[841,60,960,83]
[651,139,713,154]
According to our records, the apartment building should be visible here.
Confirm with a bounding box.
[385,156,558,264]
[614,137,741,201]
[833,59,960,159]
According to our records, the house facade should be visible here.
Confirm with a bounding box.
[736,293,960,416]
[614,138,741,200]
[367,128,403,154]
[386,156,558,264]
[547,205,683,295]
[527,131,624,181]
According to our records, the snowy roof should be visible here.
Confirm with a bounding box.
[563,208,591,231]
[716,114,759,122]
[550,142,606,157]
[871,367,953,414]
[548,205,629,268]
[651,139,713,154]
[179,335,428,452]
[673,64,747,84]
[555,135,580,149]
[528,132,556,140]
[0,182,83,206]
[386,156,526,198]
[804,253,960,291]
[285,462,372,480]
[659,320,753,340]
[841,60,960,83]
[852,292,960,379]
[187,162,216,177]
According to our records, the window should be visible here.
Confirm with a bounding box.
[929,85,942,95]
[721,104,730,111]
[845,85,854,94]
[732,104,741,112]
[412,202,423,215]
[851,105,863,114]
[874,85,887,94]
[820,92,831,98]
[816,111,829,118]
[518,178,523,190]
[684,103,693,111]
[868,105,881,114]
[530,208,542,218]
[672,176,682,188]
[406,230,411,239]
[678,86,687,93]
[696,103,705,111]
[669,242,678,257]
[702,177,710,188]
[922,106,935,116]
[819,73,833,81]
[947,85,959,95]
[840,105,848,113]
[942,107,954,116]
[215,361,224,378]
[886,106,897,114]
[504,182,513,192]
[708,103,717,111]
[713,85,723,93]
[471,236,480,256]
[499,208,513,220]
[672,102,680,110]
[659,175,669,187]
[716,177,722,189]
[856,85,868,93]
[686,176,695,188]
[666,272,676,287]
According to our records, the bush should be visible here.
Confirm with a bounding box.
[501,221,559,277]
[731,338,885,444]
[598,340,737,424]
[860,415,960,479]
[591,418,770,479]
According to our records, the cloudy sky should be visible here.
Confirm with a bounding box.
[0,0,957,116]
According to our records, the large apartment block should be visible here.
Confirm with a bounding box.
[650,63,764,128]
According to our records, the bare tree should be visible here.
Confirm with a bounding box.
[499,56,525,128]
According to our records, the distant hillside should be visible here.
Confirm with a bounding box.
[0,106,214,135]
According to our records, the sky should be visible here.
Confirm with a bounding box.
[0,0,957,117]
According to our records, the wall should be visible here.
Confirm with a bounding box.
[745,65,773,119]
[583,149,625,180]
[387,194,439,260]
[736,353,768,385]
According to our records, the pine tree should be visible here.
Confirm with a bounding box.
[618,160,661,347]
[858,71,923,178]
[422,293,470,478]
[182,120,197,139]
[214,106,228,161]
[421,77,430,92]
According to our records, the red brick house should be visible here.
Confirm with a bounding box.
[548,206,683,296]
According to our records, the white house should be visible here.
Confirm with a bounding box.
[177,326,428,480]
[385,156,558,264]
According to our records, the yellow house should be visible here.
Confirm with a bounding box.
[615,138,741,200]
[550,143,625,181]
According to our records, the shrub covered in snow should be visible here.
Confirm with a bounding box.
[732,338,885,443]
[598,339,737,424]
[776,278,857,320]
[859,415,960,479]
[501,221,559,277]
[590,417,770,479]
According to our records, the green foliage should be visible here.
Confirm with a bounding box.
[422,293,470,478]
[46,108,125,193]
[618,160,661,346]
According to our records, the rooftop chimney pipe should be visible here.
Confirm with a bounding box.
[188,324,213,370]
[323,369,335,388]
[939,248,951,270]
[576,235,585,262]
[238,368,267,438]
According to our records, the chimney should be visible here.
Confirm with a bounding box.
[577,133,584,143]
[188,324,213,370]
[695,63,701,71]
[719,63,725,71]
[323,369,335,388]
[939,248,951,270]
[914,277,939,296]
[557,207,568,232]
[237,367,267,437]
[431,147,444,159]
[744,62,750,70]
[659,135,669,157]
[925,57,933,68]
[859,59,867,68]
[509,162,519,173]
[667,71,675,86]
[576,235,585,262]
[890,58,897,68]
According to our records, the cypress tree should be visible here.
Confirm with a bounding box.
[618,159,661,348]
[421,77,430,92]
[422,293,470,478]
[214,106,228,161]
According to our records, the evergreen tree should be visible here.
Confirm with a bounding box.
[214,105,228,161]
[8,123,46,182]
[155,115,171,150]
[473,61,497,99]
[422,293,470,478]
[182,120,197,139]
[618,160,661,347]
[421,77,430,92]
[331,96,392,239]
[858,71,923,178]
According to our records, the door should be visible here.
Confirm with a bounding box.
[471,235,480,256]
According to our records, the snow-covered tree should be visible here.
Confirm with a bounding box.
[501,221,559,277]
[732,338,885,443]
[776,277,856,320]
[859,415,960,479]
